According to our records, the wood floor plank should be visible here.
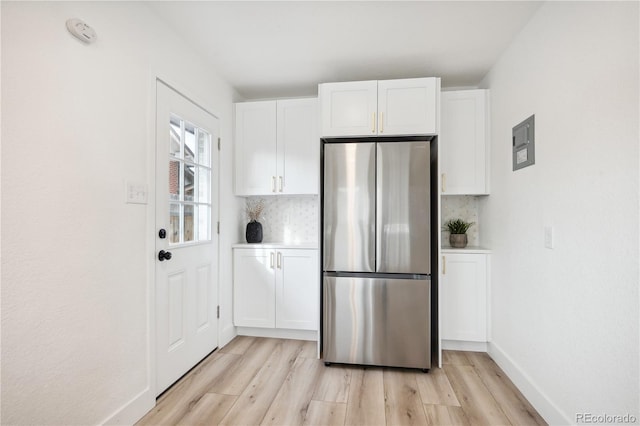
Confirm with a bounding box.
[176,393,237,426]
[442,350,472,366]
[218,335,256,355]
[260,357,323,426]
[383,369,429,425]
[467,352,547,425]
[299,340,318,358]
[136,352,240,426]
[208,337,280,396]
[423,404,470,426]
[416,367,460,406]
[344,368,386,426]
[303,400,347,426]
[219,339,305,426]
[444,364,511,426]
[312,365,351,403]
[137,338,545,426]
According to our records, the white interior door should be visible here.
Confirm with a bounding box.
[155,81,219,395]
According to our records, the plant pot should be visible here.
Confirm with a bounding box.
[449,233,468,248]
[246,221,263,243]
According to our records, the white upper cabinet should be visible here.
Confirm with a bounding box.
[277,99,319,195]
[319,78,439,137]
[440,90,490,195]
[378,78,438,135]
[235,101,277,195]
[235,98,318,196]
[319,80,378,137]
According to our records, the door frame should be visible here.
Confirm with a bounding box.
[147,76,222,399]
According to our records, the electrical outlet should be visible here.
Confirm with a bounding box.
[544,226,555,249]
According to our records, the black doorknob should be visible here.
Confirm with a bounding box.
[158,229,167,239]
[158,250,172,261]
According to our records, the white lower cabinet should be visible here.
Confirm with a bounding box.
[233,247,318,331]
[440,252,488,342]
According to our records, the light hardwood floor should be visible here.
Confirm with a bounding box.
[137,337,546,426]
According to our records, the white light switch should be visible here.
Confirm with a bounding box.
[126,181,148,204]
[544,226,555,249]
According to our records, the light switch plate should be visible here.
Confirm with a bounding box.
[544,226,555,249]
[126,181,148,204]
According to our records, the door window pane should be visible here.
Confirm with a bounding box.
[184,204,194,243]
[169,160,181,201]
[198,167,210,203]
[168,112,213,246]
[198,130,211,167]
[169,203,181,244]
[184,122,196,162]
[170,115,182,158]
[184,164,195,202]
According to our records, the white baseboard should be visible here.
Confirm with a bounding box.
[237,327,317,341]
[487,341,571,425]
[100,386,155,426]
[442,340,487,352]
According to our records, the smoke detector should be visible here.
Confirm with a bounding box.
[66,18,97,44]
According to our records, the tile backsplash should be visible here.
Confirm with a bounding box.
[242,196,319,244]
[240,194,478,247]
[441,195,480,246]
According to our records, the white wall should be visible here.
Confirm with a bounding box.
[480,2,639,424]
[1,2,240,424]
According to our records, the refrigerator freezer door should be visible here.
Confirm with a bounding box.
[376,141,430,274]
[323,275,431,369]
[323,142,376,273]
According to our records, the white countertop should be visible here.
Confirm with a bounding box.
[441,245,492,254]
[233,242,319,249]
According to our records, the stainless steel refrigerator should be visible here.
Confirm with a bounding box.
[322,140,431,371]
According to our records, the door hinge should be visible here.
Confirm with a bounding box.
[217,137,221,150]
[217,305,220,319]
[217,221,220,234]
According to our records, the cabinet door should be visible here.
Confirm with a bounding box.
[275,249,319,330]
[440,253,487,341]
[233,249,276,328]
[277,99,319,195]
[235,101,277,195]
[319,81,378,137]
[378,78,438,135]
[440,90,489,195]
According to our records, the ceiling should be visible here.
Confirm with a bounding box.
[148,1,543,99]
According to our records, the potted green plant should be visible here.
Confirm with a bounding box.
[443,218,474,248]
[245,199,265,243]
